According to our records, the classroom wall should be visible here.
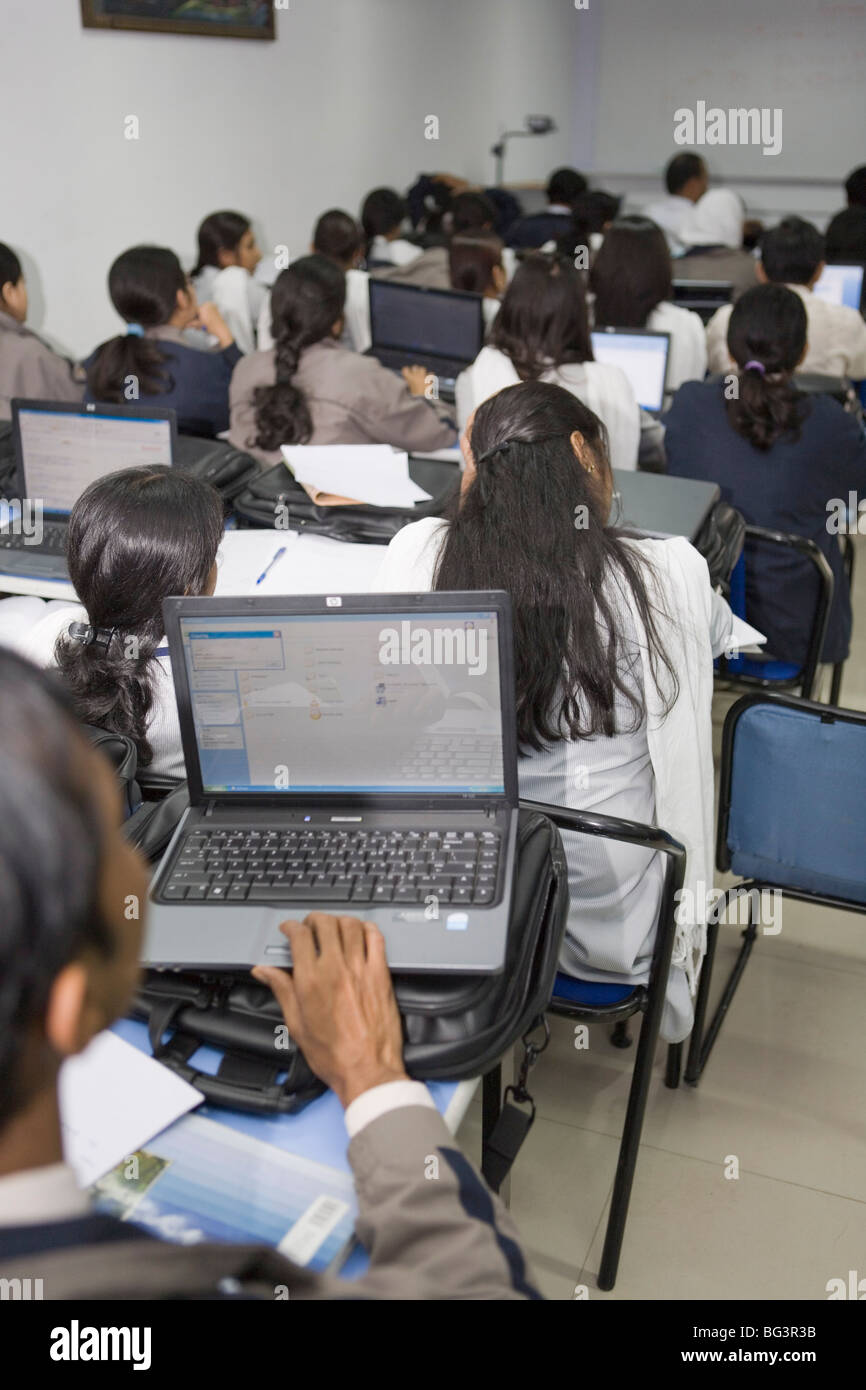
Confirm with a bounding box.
[2,0,576,358]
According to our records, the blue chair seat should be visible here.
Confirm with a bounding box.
[717,553,802,683]
[552,971,637,1007]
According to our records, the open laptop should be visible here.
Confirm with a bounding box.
[0,399,176,579]
[671,279,734,323]
[143,591,519,974]
[366,280,484,399]
[590,327,671,415]
[812,263,866,315]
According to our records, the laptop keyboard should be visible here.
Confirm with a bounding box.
[0,522,66,553]
[160,826,502,906]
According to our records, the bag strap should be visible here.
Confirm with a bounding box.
[481,1017,550,1192]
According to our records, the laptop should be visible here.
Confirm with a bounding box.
[366,280,484,398]
[590,327,671,415]
[0,399,176,579]
[143,591,520,974]
[812,263,866,315]
[671,279,734,323]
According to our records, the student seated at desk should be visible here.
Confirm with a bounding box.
[84,246,241,437]
[505,167,588,250]
[824,206,866,268]
[673,188,758,300]
[14,467,223,780]
[0,242,83,419]
[705,217,866,380]
[589,216,707,391]
[455,254,640,470]
[643,152,708,254]
[448,232,506,330]
[361,187,422,269]
[379,192,503,291]
[664,284,866,669]
[229,254,457,469]
[191,210,268,355]
[375,381,738,1042]
[258,210,372,354]
[0,651,540,1301]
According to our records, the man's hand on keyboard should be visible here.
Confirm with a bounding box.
[251,912,409,1108]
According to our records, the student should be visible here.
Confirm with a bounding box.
[705,217,866,379]
[571,189,623,253]
[673,188,758,299]
[361,188,422,268]
[258,210,372,354]
[84,246,240,437]
[375,381,739,1041]
[505,168,588,250]
[17,467,223,779]
[590,216,707,391]
[0,243,83,419]
[665,284,866,669]
[229,254,457,468]
[824,206,866,267]
[455,254,640,470]
[191,210,267,354]
[379,192,513,292]
[0,652,539,1301]
[449,232,506,329]
[844,165,866,209]
[644,152,708,252]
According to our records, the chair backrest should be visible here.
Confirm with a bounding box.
[720,524,834,699]
[717,692,866,907]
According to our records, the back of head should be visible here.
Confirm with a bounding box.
[824,206,866,264]
[845,165,866,209]
[361,187,407,244]
[88,245,187,404]
[547,167,588,206]
[252,254,346,452]
[0,241,22,297]
[55,466,224,765]
[759,216,824,285]
[450,191,496,235]
[590,215,672,328]
[192,210,251,277]
[571,189,622,235]
[313,209,363,268]
[0,649,109,1128]
[433,379,676,747]
[489,253,592,379]
[449,232,503,295]
[665,151,706,196]
[725,283,808,451]
[679,188,743,250]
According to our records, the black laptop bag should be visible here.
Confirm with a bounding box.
[231,456,460,544]
[132,807,569,1125]
[173,434,259,503]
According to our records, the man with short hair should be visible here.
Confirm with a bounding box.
[643,152,709,252]
[705,215,866,378]
[505,167,589,250]
[0,651,540,1301]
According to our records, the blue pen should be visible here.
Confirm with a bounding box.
[255,546,287,586]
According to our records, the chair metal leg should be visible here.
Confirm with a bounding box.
[610,1020,632,1049]
[829,661,844,707]
[686,894,758,1084]
[685,916,720,1084]
[665,1041,682,1089]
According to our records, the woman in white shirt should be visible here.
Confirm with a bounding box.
[375,379,738,1042]
[258,210,372,355]
[589,215,707,392]
[448,231,506,332]
[17,467,223,781]
[455,254,641,471]
[361,188,422,268]
[192,210,269,354]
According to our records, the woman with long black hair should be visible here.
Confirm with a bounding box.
[375,379,740,1041]
[192,209,267,353]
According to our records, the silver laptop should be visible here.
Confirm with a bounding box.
[143,591,519,974]
[0,399,176,579]
[590,327,672,416]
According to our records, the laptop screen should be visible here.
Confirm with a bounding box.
[177,608,506,795]
[16,405,173,516]
[369,281,482,362]
[812,263,865,313]
[590,330,670,411]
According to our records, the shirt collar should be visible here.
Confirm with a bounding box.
[0,1161,90,1228]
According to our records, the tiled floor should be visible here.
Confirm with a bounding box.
[457,535,866,1300]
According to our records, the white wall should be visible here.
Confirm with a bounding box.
[1,0,576,357]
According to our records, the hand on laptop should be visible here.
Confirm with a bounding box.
[252,913,409,1108]
[402,364,431,397]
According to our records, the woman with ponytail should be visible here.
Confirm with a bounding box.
[20,467,224,777]
[84,246,240,437]
[665,282,866,668]
[375,380,742,1043]
[192,210,267,354]
[228,254,456,469]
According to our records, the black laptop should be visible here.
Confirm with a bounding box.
[366,280,484,399]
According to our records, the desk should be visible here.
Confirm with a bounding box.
[112,1016,478,1281]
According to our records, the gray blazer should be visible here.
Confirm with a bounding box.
[373,246,452,291]
[0,1105,542,1300]
[0,311,83,420]
[228,337,456,469]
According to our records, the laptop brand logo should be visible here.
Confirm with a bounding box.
[378,621,488,676]
[326,596,342,607]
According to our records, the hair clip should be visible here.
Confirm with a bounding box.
[125,323,145,338]
[743,359,766,375]
[68,621,116,650]
[476,440,519,464]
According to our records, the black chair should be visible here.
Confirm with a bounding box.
[685,692,866,1085]
[481,799,686,1292]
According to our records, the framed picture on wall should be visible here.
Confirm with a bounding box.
[80,2,276,41]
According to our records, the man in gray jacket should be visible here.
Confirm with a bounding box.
[0,651,540,1301]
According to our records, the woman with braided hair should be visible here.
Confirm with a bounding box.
[228,254,456,469]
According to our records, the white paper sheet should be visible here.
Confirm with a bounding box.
[281,445,431,507]
[59,1032,203,1187]
[724,614,768,654]
[214,530,382,596]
